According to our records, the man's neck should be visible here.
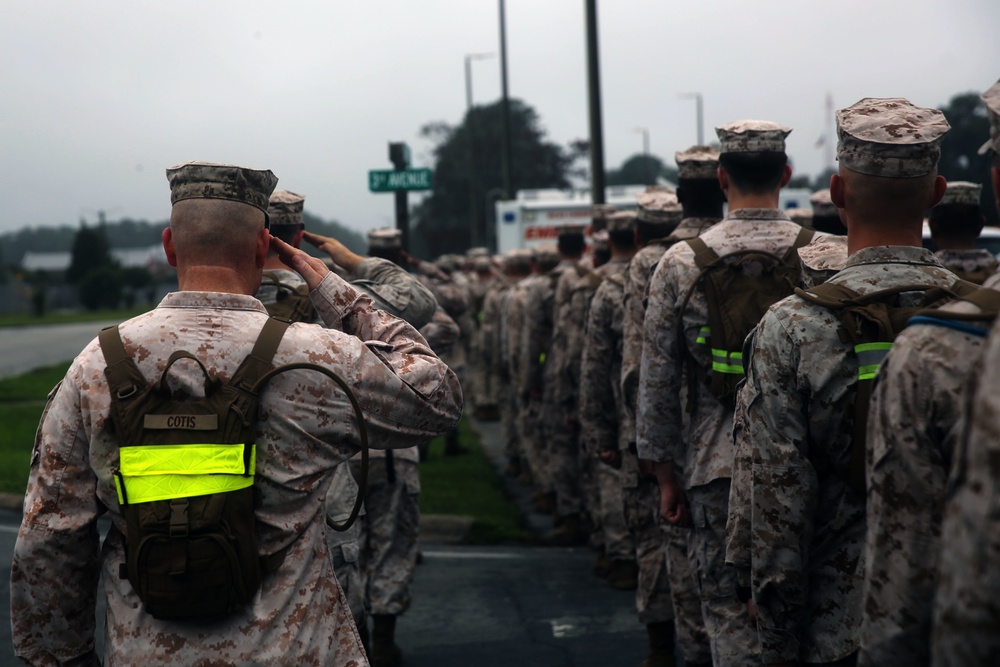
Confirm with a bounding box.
[932,238,979,251]
[177,266,258,295]
[262,256,290,271]
[726,191,780,211]
[845,216,923,255]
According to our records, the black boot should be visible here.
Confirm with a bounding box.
[639,621,676,667]
[371,614,402,667]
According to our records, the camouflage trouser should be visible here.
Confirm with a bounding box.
[518,397,552,494]
[327,518,365,632]
[350,457,421,616]
[623,479,674,625]
[662,519,711,665]
[689,479,761,667]
[580,434,601,544]
[548,424,584,517]
[498,382,521,462]
[596,462,632,561]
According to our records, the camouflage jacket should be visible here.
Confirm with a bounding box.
[635,209,846,488]
[859,271,1000,667]
[620,217,720,451]
[519,261,573,401]
[933,248,999,284]
[553,260,618,418]
[933,290,1000,666]
[579,259,630,456]
[730,246,955,664]
[10,275,463,667]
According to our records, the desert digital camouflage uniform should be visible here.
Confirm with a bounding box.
[520,256,575,507]
[620,186,716,666]
[858,272,1000,666]
[467,256,500,414]
[411,256,469,378]
[579,255,634,566]
[479,272,511,419]
[729,99,951,665]
[930,78,1000,667]
[933,248,998,282]
[10,276,462,667]
[733,246,953,664]
[502,257,535,473]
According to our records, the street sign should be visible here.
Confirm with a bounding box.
[368,168,433,193]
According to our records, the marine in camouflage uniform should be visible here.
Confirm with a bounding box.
[638,122,848,667]
[622,153,727,667]
[931,78,1000,667]
[929,181,998,284]
[520,243,580,529]
[479,254,522,467]
[729,99,952,666]
[545,224,594,543]
[466,253,501,418]
[10,162,463,667]
[498,250,534,475]
[578,212,639,589]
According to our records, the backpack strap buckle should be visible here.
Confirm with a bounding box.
[169,498,189,538]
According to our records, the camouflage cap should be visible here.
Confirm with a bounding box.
[367,227,402,250]
[268,190,305,227]
[557,222,587,238]
[836,98,950,178]
[466,246,490,259]
[636,186,682,226]
[606,210,638,232]
[591,228,610,251]
[809,189,838,217]
[591,204,618,232]
[786,207,814,225]
[434,254,463,273]
[978,79,1000,156]
[534,244,562,267]
[937,181,983,207]
[503,248,533,272]
[166,161,278,214]
[473,256,493,271]
[675,145,720,179]
[716,120,791,154]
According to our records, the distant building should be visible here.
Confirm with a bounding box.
[20,244,172,279]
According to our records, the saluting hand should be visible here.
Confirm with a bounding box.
[270,234,330,290]
[302,231,364,272]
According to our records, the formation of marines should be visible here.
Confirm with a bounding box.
[470,81,1000,667]
[10,80,1000,667]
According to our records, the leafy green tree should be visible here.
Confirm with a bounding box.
[412,99,584,257]
[938,91,998,226]
[120,267,153,308]
[78,266,122,311]
[67,223,117,283]
[606,154,677,186]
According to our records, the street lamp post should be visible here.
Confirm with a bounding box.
[465,52,495,249]
[634,127,651,183]
[678,92,704,146]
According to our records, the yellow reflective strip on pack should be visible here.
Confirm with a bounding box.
[696,326,710,345]
[696,337,708,345]
[855,342,893,353]
[539,352,547,364]
[712,362,745,375]
[120,472,255,504]
[858,364,881,381]
[120,443,254,477]
[114,475,125,505]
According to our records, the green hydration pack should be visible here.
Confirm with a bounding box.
[260,272,317,323]
[793,279,990,495]
[678,227,815,409]
[99,317,368,621]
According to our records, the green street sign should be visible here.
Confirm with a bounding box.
[368,168,433,193]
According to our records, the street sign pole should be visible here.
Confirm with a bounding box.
[371,144,433,253]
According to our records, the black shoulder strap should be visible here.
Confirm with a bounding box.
[229,318,291,393]
[685,237,719,270]
[99,325,148,400]
[781,226,816,262]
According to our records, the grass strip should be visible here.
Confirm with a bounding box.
[419,418,534,545]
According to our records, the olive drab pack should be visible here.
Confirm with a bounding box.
[98,317,370,621]
[793,279,992,495]
[260,272,316,323]
[678,227,815,409]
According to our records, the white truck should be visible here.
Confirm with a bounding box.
[494,185,815,253]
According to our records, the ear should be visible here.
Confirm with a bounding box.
[928,175,948,209]
[162,227,178,267]
[830,174,846,209]
[255,228,270,269]
[717,166,729,194]
[779,163,793,189]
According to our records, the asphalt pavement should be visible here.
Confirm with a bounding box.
[0,413,652,667]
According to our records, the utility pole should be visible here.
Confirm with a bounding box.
[585,0,606,205]
[499,0,513,203]
[465,52,494,249]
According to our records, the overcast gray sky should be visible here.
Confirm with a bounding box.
[3,0,999,237]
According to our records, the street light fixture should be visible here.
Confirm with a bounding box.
[678,92,704,146]
[634,126,652,184]
[465,52,496,248]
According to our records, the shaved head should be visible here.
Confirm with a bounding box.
[839,167,940,224]
[169,199,265,268]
